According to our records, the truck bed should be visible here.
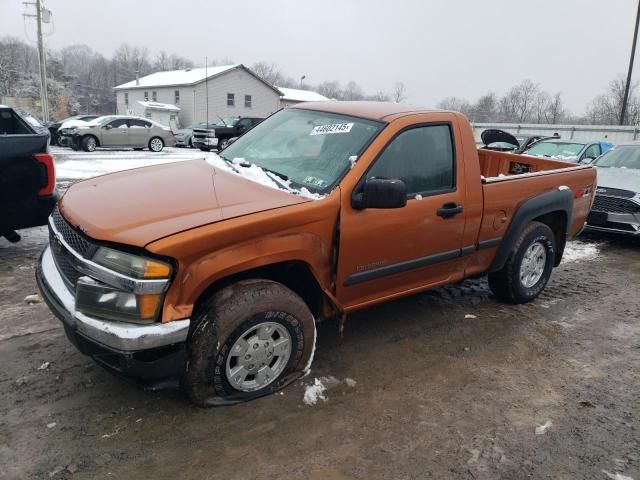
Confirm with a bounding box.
[472,149,596,264]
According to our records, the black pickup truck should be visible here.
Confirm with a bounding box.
[192,116,263,151]
[0,105,58,242]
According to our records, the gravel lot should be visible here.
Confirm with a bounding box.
[1,148,639,479]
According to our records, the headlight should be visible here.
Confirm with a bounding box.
[93,247,171,279]
[76,278,162,324]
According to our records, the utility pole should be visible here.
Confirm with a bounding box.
[620,0,640,125]
[23,0,50,122]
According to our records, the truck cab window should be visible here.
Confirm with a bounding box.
[367,124,454,196]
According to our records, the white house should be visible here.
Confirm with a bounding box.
[277,87,330,108]
[114,64,283,127]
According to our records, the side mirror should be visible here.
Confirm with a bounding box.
[104,124,112,130]
[352,177,407,210]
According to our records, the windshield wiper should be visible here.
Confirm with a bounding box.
[219,154,241,174]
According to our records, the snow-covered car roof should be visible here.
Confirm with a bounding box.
[277,87,330,102]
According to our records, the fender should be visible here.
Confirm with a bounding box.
[489,188,573,273]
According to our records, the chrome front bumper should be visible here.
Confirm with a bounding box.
[38,246,190,352]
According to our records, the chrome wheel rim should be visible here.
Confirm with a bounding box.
[520,241,547,288]
[150,138,163,151]
[219,139,227,150]
[225,321,292,392]
[87,138,96,151]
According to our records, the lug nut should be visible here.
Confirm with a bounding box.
[245,354,251,360]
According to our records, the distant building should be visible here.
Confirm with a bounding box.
[114,64,283,127]
[277,87,330,108]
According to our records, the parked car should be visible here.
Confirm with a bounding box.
[585,143,640,236]
[481,129,552,152]
[48,115,100,146]
[174,122,208,148]
[67,116,174,152]
[0,105,58,242]
[37,102,596,404]
[192,116,263,151]
[523,139,613,163]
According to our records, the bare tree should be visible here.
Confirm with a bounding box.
[437,96,472,116]
[342,80,364,100]
[392,82,406,103]
[470,92,497,122]
[316,80,341,99]
[250,61,283,85]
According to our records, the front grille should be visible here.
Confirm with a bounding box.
[592,195,640,214]
[51,207,92,257]
[192,129,212,140]
[49,208,96,289]
[595,187,635,198]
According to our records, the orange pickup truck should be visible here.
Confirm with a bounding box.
[37,102,596,405]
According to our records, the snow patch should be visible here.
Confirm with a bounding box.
[303,378,327,406]
[464,314,477,319]
[345,378,357,388]
[603,471,634,480]
[206,152,325,200]
[535,420,552,435]
[415,194,423,201]
[562,241,600,263]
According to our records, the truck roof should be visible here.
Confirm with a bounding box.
[292,101,444,121]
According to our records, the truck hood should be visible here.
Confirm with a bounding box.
[59,159,309,247]
[596,167,640,194]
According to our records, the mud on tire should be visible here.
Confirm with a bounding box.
[183,279,316,407]
[488,221,555,304]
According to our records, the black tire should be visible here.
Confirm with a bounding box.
[218,138,228,151]
[198,147,211,152]
[488,221,555,304]
[81,135,98,152]
[184,279,316,407]
[188,138,193,148]
[148,137,164,152]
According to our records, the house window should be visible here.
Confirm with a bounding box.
[174,90,180,105]
[152,91,157,102]
[244,95,252,108]
[144,91,149,101]
[124,92,128,105]
[227,93,235,107]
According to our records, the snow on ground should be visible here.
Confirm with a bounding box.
[562,240,601,263]
[52,147,207,180]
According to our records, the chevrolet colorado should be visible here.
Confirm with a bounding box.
[37,102,597,405]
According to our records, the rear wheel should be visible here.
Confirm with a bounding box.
[81,135,97,152]
[149,137,164,152]
[488,221,555,304]
[184,279,316,407]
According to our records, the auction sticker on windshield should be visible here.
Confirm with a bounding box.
[310,123,354,135]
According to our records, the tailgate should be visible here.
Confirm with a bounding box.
[0,134,50,206]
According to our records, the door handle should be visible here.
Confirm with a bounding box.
[437,202,464,218]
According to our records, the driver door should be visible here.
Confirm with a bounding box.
[103,118,130,147]
[336,122,468,309]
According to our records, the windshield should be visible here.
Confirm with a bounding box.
[220,108,383,193]
[216,117,239,127]
[594,146,640,169]
[525,141,584,158]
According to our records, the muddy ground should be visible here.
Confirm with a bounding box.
[1,225,638,480]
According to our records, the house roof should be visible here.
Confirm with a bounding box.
[114,64,282,95]
[136,101,180,112]
[277,87,330,102]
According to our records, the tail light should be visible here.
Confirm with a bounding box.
[34,153,55,196]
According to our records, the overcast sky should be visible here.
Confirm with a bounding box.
[1,0,637,113]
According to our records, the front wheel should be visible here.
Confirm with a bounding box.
[488,221,555,304]
[184,279,317,407]
[81,135,97,152]
[149,137,164,152]
[217,138,228,151]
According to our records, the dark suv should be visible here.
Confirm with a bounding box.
[192,116,263,151]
